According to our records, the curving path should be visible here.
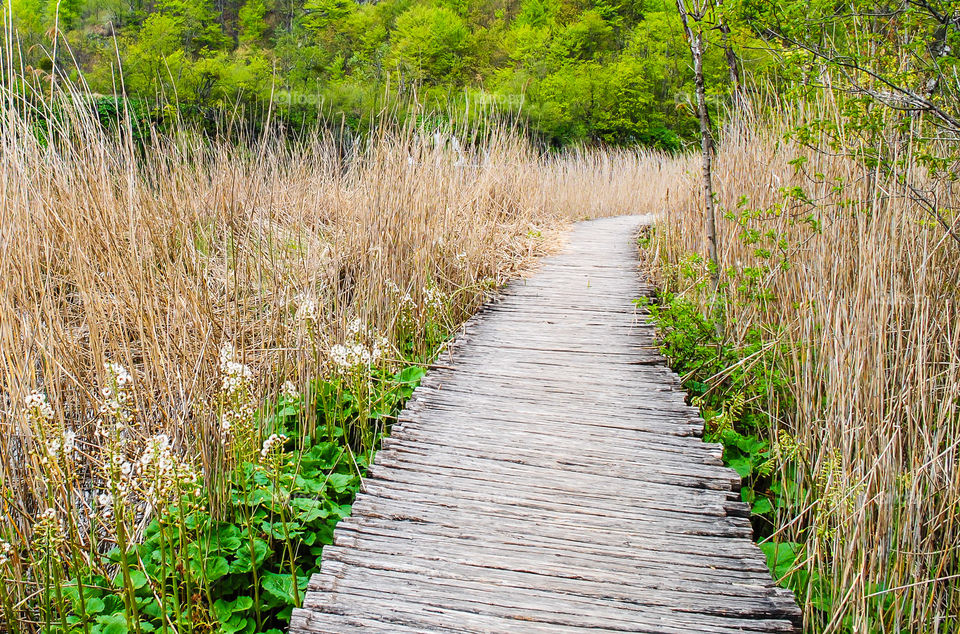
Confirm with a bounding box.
[290,215,801,633]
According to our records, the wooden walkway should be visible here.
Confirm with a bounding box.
[290,216,801,633]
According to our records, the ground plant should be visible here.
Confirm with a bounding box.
[0,75,676,631]
[642,103,960,631]
[4,1,960,630]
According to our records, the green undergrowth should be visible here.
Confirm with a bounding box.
[639,291,822,616]
[27,363,428,634]
[641,291,911,629]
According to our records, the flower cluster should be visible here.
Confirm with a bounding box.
[96,492,115,520]
[259,433,288,471]
[102,452,136,500]
[386,279,415,310]
[423,284,448,313]
[219,343,257,457]
[137,433,200,507]
[220,344,254,394]
[25,390,74,468]
[280,380,300,402]
[328,321,389,373]
[99,362,134,435]
[25,390,54,422]
[94,362,139,509]
[0,541,12,567]
[295,296,320,325]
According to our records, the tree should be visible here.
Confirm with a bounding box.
[675,0,719,286]
[741,0,960,245]
[389,4,471,85]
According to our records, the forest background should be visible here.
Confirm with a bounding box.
[6,0,757,147]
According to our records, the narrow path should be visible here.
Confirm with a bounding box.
[290,216,801,633]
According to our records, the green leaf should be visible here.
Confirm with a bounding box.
[213,599,233,623]
[261,572,308,606]
[727,456,753,478]
[396,365,426,387]
[328,502,352,519]
[278,404,300,417]
[82,596,106,616]
[205,556,230,581]
[231,539,269,573]
[758,541,802,581]
[221,614,251,634]
[95,613,130,634]
[291,497,330,522]
[128,570,148,590]
[326,473,357,493]
[751,497,773,515]
[210,523,243,552]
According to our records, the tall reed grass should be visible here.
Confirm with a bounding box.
[645,100,960,631]
[0,79,678,630]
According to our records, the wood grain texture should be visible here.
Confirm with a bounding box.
[290,216,801,633]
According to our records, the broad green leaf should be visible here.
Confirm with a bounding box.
[758,541,802,581]
[326,473,357,493]
[261,572,308,605]
[751,497,773,515]
[727,456,752,478]
[128,570,148,590]
[205,556,231,581]
[231,538,269,573]
[95,613,129,634]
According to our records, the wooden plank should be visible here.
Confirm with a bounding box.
[290,215,801,634]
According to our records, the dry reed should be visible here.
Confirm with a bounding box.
[0,83,683,629]
[645,102,960,631]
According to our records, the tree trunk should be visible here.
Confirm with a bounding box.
[719,22,742,106]
[715,0,742,108]
[677,0,720,288]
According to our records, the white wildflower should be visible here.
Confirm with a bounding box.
[137,433,185,505]
[105,362,132,387]
[25,390,54,422]
[96,493,114,520]
[423,285,447,312]
[346,318,366,340]
[351,342,371,366]
[219,342,256,454]
[25,391,74,468]
[0,542,12,567]
[371,334,389,363]
[259,433,288,462]
[280,381,300,401]
[296,296,320,324]
[329,344,352,369]
[386,280,415,310]
[99,362,134,432]
[220,344,254,394]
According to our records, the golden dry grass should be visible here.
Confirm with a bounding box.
[645,108,960,631]
[9,80,958,633]
[0,93,680,566]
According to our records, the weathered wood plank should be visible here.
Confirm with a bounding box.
[290,215,801,633]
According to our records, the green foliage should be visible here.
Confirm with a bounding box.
[6,0,732,146]
[643,292,793,523]
[389,4,471,84]
[38,360,429,632]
